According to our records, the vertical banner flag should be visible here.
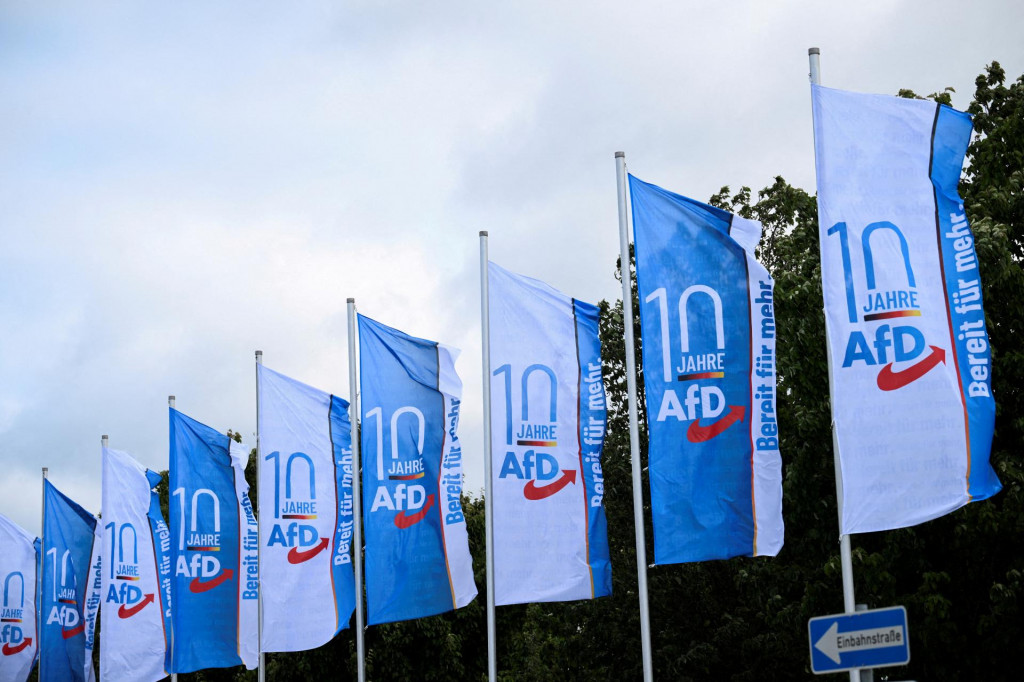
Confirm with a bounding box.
[629,175,784,564]
[812,85,1000,533]
[358,315,477,624]
[0,513,38,682]
[257,365,355,652]
[100,448,172,682]
[487,262,612,605]
[169,409,258,672]
[40,481,101,682]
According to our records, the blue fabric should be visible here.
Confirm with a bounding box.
[358,315,455,624]
[573,298,612,596]
[145,466,174,671]
[630,175,757,563]
[931,104,1000,502]
[40,481,96,682]
[168,409,242,673]
[328,394,358,633]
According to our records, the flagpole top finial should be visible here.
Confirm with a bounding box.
[347,297,355,303]
[479,230,488,237]
[255,350,262,357]
[615,151,625,158]
[101,435,107,440]
[808,47,820,55]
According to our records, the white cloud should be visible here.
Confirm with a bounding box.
[0,0,1022,533]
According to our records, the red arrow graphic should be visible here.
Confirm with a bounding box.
[877,345,946,391]
[287,537,330,564]
[62,623,85,639]
[117,593,154,619]
[1,638,32,655]
[189,569,234,593]
[394,494,435,529]
[523,469,577,500]
[687,405,746,443]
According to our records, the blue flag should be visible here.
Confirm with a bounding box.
[629,175,784,564]
[169,409,258,673]
[40,481,101,682]
[358,315,477,625]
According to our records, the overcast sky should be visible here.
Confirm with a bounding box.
[2,1,1022,535]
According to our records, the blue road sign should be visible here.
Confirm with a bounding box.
[808,606,910,674]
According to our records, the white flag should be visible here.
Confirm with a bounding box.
[100,448,171,682]
[813,84,1000,533]
[258,365,355,652]
[0,513,38,682]
[488,262,611,605]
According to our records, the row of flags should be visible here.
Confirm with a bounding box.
[0,80,1001,681]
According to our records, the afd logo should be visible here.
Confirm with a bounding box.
[1,570,32,655]
[173,488,233,592]
[644,285,745,442]
[829,221,945,389]
[44,547,84,639]
[494,364,578,500]
[103,522,155,619]
[366,406,434,528]
[265,451,330,564]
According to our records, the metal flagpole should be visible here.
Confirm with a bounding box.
[166,395,179,679]
[614,151,654,682]
[347,299,367,682]
[39,465,48,682]
[809,46,821,87]
[808,46,860,682]
[255,351,266,682]
[479,231,497,682]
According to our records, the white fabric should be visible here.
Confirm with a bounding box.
[258,366,341,652]
[0,513,38,682]
[813,85,971,533]
[100,449,167,682]
[228,441,259,669]
[436,345,478,609]
[488,262,597,605]
[738,216,785,557]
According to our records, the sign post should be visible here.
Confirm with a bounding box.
[808,606,910,675]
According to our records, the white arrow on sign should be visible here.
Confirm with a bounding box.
[814,621,906,664]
